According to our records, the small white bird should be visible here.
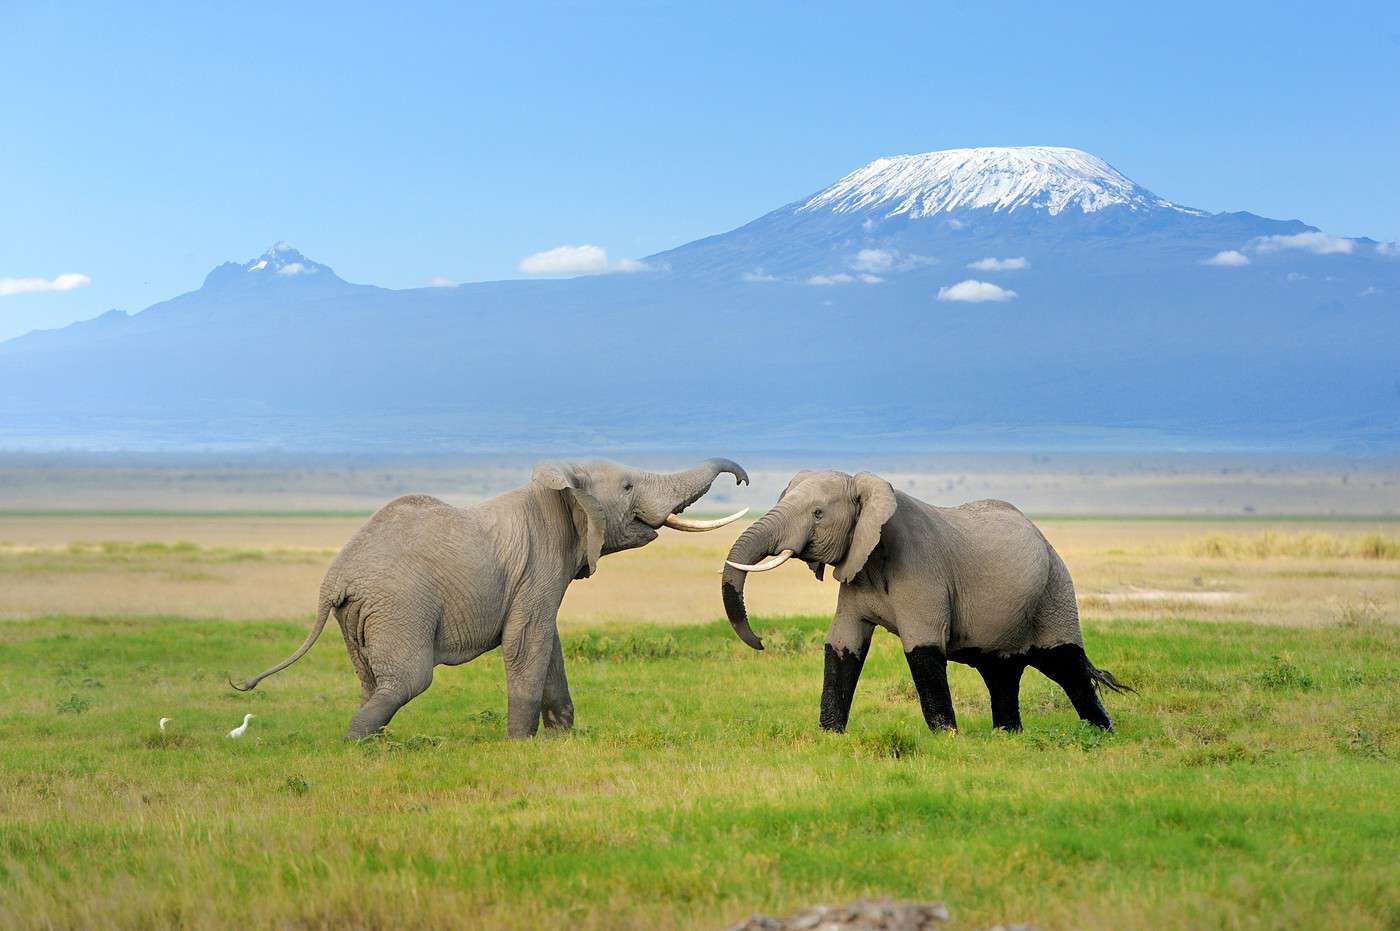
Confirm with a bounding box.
[227,713,254,738]
[158,717,171,733]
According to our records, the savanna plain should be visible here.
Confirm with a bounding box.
[1,456,1397,930]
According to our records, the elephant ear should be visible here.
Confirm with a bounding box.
[532,462,606,579]
[834,472,897,584]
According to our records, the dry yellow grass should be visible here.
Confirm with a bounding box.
[1,514,1396,628]
[1181,530,1399,560]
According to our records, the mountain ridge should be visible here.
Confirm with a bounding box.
[2,146,1397,452]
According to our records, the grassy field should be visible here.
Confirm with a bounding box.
[1,514,1398,625]
[1,511,1398,929]
[1,613,1397,929]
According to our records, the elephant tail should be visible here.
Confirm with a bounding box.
[228,590,339,692]
[1087,660,1135,695]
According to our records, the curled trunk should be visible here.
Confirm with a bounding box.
[721,512,780,650]
[662,458,749,513]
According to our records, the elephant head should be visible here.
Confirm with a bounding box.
[533,458,751,577]
[721,469,896,650]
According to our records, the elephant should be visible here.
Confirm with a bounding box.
[231,457,749,738]
[720,470,1129,734]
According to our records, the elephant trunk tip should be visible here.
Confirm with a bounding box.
[227,674,255,692]
[737,626,765,651]
[721,575,764,651]
[705,457,749,486]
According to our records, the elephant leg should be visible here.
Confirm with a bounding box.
[1029,643,1113,731]
[974,655,1026,732]
[502,609,557,738]
[540,631,574,731]
[346,647,434,740]
[334,599,377,703]
[904,644,957,732]
[820,615,874,732]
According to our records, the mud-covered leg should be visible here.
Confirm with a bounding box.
[540,631,574,731]
[820,615,874,732]
[974,656,1026,732]
[1030,643,1113,731]
[905,645,957,732]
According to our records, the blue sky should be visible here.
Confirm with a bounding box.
[2,0,1397,340]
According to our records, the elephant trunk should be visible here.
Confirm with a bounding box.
[661,458,750,514]
[721,510,782,651]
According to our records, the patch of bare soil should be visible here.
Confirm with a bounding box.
[726,899,957,931]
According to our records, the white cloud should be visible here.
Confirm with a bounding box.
[741,269,779,283]
[0,272,92,297]
[937,279,1018,303]
[425,276,458,288]
[852,249,894,273]
[858,274,884,284]
[946,218,966,230]
[1251,232,1354,255]
[849,248,935,275]
[1203,250,1250,267]
[967,256,1029,272]
[517,244,610,276]
[861,218,877,232]
[1286,272,1308,282]
[1377,241,1400,257]
[276,262,311,276]
[516,244,649,276]
[1359,286,1383,297]
[806,273,855,286]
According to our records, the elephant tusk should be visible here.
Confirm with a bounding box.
[664,507,750,532]
[725,549,794,572]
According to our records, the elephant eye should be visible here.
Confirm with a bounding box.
[623,482,633,492]
[813,508,823,520]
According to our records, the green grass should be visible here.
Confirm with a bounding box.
[1,615,1397,930]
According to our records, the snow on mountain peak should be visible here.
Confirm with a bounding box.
[244,243,325,276]
[801,146,1197,217]
[200,243,339,290]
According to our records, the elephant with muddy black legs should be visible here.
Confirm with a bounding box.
[232,458,749,738]
[721,470,1130,734]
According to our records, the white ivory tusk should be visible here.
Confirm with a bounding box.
[664,507,750,532]
[725,549,794,572]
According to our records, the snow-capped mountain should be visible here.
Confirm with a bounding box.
[1,147,1396,452]
[241,242,330,277]
[199,242,343,292]
[800,146,1195,217]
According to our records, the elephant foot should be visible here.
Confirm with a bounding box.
[542,704,574,730]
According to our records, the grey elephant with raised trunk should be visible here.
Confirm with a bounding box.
[232,458,749,738]
[721,470,1129,733]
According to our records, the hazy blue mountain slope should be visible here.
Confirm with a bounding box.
[2,150,1396,451]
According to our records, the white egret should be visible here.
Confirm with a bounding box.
[227,713,254,738]
[158,717,171,733]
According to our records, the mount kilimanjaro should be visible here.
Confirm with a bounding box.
[3,146,1397,452]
